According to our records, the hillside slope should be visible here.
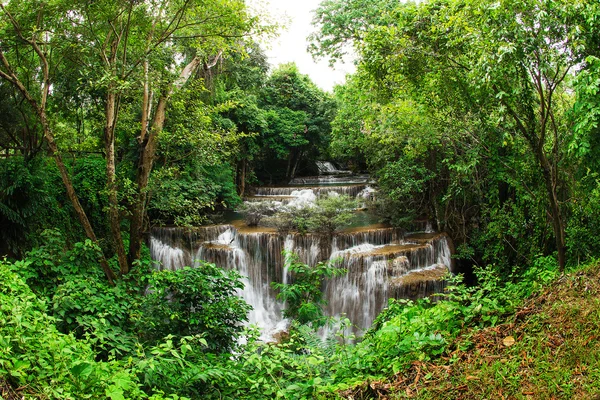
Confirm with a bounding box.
[354,263,600,399]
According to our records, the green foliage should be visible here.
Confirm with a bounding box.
[304,194,358,234]
[566,175,600,263]
[221,331,333,399]
[308,0,399,64]
[149,163,241,226]
[0,259,148,399]
[139,264,251,352]
[71,157,110,237]
[273,252,345,328]
[52,276,139,360]
[254,63,336,182]
[238,201,277,226]
[0,157,73,256]
[375,156,436,226]
[0,240,568,400]
[18,229,107,299]
[263,194,357,235]
[131,335,232,399]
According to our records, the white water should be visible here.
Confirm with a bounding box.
[150,237,186,271]
[287,189,317,208]
[316,161,340,174]
[149,167,452,341]
[149,226,452,340]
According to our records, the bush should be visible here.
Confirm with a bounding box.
[262,194,357,235]
[139,263,251,352]
[52,276,139,360]
[263,205,314,234]
[305,194,357,234]
[0,259,149,399]
[272,252,346,328]
[238,201,277,226]
[19,229,108,299]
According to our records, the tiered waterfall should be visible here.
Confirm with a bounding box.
[149,164,453,339]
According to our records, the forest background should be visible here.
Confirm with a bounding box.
[1,0,600,398]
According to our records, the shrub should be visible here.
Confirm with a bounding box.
[0,259,148,399]
[52,276,139,360]
[262,194,357,235]
[272,252,345,328]
[19,229,108,299]
[238,201,277,226]
[305,194,357,234]
[139,263,251,352]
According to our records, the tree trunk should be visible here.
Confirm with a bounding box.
[128,95,169,265]
[239,159,246,197]
[291,150,303,179]
[538,152,566,271]
[285,153,293,180]
[105,88,129,274]
[48,130,117,284]
[127,56,205,266]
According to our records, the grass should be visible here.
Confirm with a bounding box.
[343,262,600,400]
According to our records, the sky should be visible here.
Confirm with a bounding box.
[250,0,356,92]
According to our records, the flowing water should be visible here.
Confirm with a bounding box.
[149,164,452,340]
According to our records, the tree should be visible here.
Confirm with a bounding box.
[0,0,259,279]
[308,0,399,64]
[257,63,335,182]
[317,0,596,271]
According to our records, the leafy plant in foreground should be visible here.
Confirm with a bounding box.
[272,252,346,328]
[139,263,251,352]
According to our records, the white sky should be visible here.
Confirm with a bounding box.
[251,0,356,92]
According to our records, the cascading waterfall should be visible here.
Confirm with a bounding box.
[254,185,369,198]
[289,175,371,185]
[149,165,453,340]
[149,226,452,339]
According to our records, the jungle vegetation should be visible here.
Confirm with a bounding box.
[1,0,600,398]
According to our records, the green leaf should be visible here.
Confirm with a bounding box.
[71,362,93,379]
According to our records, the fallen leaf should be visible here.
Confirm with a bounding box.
[503,336,516,347]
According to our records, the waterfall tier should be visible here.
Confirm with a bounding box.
[150,225,452,339]
[288,175,372,185]
[315,161,352,175]
[254,184,369,198]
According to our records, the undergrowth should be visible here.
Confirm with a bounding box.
[342,261,600,400]
[0,246,577,399]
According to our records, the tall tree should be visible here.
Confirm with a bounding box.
[0,1,118,282]
[258,63,335,182]
[316,0,596,270]
[0,0,259,278]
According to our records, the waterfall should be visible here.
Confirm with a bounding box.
[150,236,187,271]
[149,226,453,340]
[316,161,341,174]
[148,167,453,340]
[289,175,371,185]
[254,185,370,199]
